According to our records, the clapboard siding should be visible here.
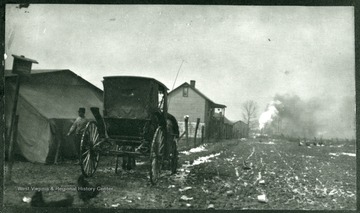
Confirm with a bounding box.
[168,87,205,124]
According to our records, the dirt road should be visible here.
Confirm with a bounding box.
[3,138,356,210]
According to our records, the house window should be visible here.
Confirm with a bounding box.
[183,86,189,97]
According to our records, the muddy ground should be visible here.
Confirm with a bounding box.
[3,138,356,210]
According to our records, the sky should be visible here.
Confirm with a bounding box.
[4,4,356,138]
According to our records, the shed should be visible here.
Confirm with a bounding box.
[233,120,248,139]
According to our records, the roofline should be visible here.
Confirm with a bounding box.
[223,116,234,124]
[70,70,103,94]
[5,69,68,77]
[103,75,169,90]
[212,103,227,108]
[169,82,226,108]
[5,69,103,94]
[234,120,247,124]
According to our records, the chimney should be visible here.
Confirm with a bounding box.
[190,80,196,88]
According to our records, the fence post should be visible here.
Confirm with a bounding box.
[7,76,21,148]
[6,115,19,182]
[194,118,200,147]
[184,116,189,148]
[201,125,205,144]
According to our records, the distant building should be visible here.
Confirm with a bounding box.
[233,120,248,138]
[168,80,227,139]
[223,116,234,139]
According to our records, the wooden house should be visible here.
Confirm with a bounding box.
[168,80,227,139]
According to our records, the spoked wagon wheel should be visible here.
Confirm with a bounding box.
[170,138,178,174]
[80,121,100,177]
[150,126,165,185]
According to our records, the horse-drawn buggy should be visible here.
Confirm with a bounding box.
[79,76,179,184]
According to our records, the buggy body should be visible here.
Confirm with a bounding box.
[79,76,179,184]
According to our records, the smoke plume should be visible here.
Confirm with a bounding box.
[259,94,355,139]
[259,100,281,130]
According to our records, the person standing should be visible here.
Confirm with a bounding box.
[67,107,88,164]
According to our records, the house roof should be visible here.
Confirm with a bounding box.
[5,69,103,94]
[169,82,226,108]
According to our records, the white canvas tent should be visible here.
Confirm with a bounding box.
[5,69,103,163]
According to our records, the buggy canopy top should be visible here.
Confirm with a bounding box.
[103,76,168,120]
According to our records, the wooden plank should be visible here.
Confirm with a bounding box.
[7,76,20,157]
[184,116,189,148]
[194,118,200,147]
[6,115,19,182]
[178,131,186,140]
[201,125,205,143]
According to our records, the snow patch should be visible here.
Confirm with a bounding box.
[262,141,275,145]
[192,153,220,166]
[174,152,221,182]
[180,144,208,155]
[329,144,345,148]
[329,152,356,157]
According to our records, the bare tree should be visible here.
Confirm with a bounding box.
[242,100,258,137]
